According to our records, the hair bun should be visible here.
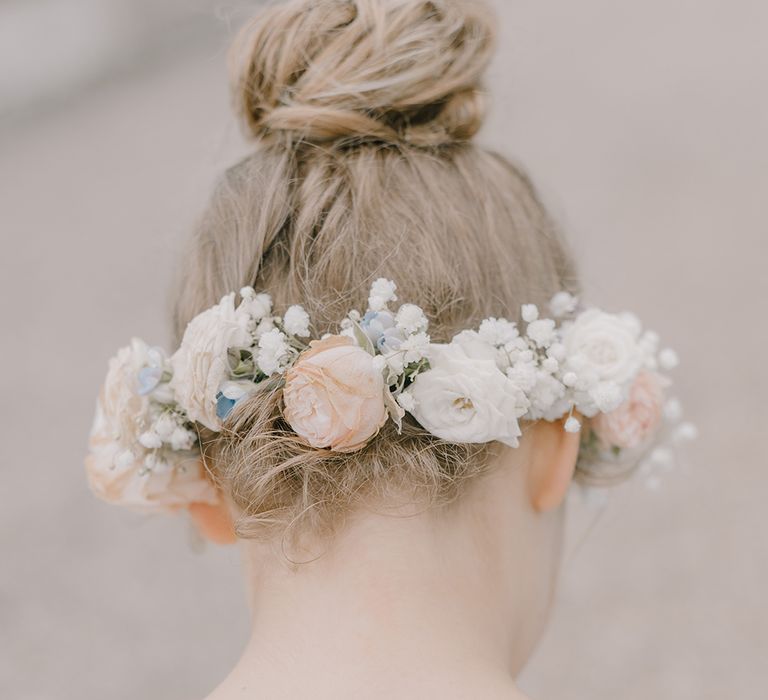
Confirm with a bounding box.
[231,0,495,148]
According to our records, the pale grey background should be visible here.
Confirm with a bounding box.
[1,1,765,698]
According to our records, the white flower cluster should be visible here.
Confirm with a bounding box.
[461,295,661,432]
[342,279,431,384]
[110,341,199,471]
[400,290,689,458]
[85,339,217,512]
[86,290,315,511]
[170,288,312,431]
[87,279,693,513]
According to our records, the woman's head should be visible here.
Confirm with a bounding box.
[172,0,579,541]
[82,2,692,685]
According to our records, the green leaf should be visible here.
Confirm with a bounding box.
[351,321,376,356]
[383,390,405,433]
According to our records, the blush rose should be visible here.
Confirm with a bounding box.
[591,370,666,450]
[282,336,388,452]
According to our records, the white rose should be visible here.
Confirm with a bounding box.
[170,293,252,431]
[562,309,643,387]
[407,343,530,447]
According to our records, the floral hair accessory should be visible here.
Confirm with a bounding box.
[85,279,695,511]
[85,339,219,512]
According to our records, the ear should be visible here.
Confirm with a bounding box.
[188,500,237,545]
[526,418,582,513]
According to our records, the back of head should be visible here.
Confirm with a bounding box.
[173,0,579,539]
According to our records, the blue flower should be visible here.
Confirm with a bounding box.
[377,328,403,353]
[216,392,237,421]
[360,310,397,346]
[137,366,163,396]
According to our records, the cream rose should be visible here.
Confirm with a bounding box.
[283,336,388,452]
[86,342,218,512]
[591,371,665,449]
[563,309,643,386]
[96,339,151,444]
[406,343,529,447]
[86,436,218,512]
[170,293,252,431]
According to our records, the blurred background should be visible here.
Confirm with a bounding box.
[1,0,765,698]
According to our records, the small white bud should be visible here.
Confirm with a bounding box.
[255,318,275,336]
[674,422,698,442]
[395,303,428,334]
[114,450,135,470]
[564,417,582,433]
[547,342,566,362]
[649,447,674,469]
[170,427,195,451]
[368,279,397,311]
[368,296,387,312]
[139,431,163,449]
[526,318,556,348]
[542,357,559,373]
[549,291,578,317]
[562,372,578,387]
[521,304,539,323]
[283,305,311,338]
[658,348,679,370]
[248,293,273,321]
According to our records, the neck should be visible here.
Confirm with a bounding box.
[208,449,561,699]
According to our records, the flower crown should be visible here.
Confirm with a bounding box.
[85,279,696,512]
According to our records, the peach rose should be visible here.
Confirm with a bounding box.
[85,340,219,512]
[86,445,218,513]
[592,371,665,449]
[283,336,388,452]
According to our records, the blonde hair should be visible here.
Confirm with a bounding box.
[172,0,579,540]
